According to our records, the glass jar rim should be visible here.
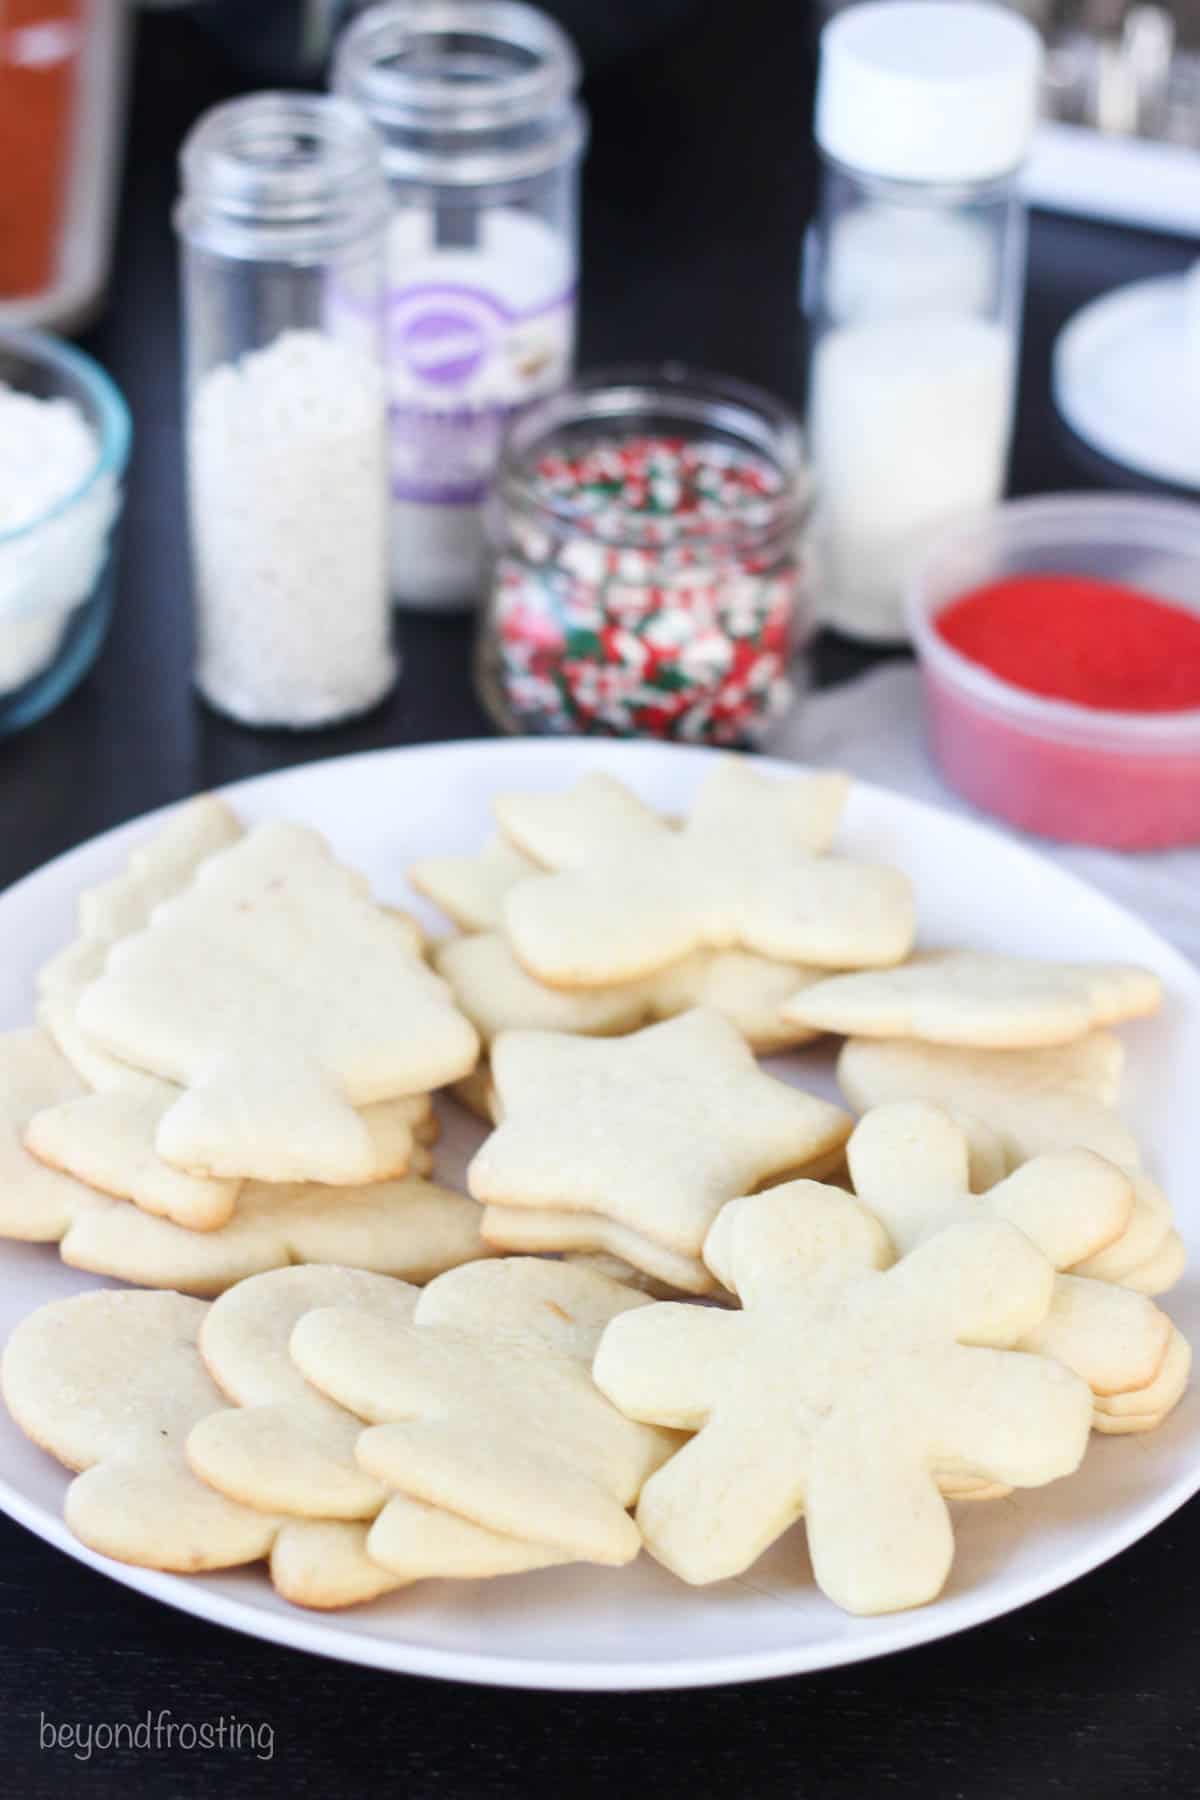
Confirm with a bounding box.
[175,91,391,258]
[497,363,813,551]
[332,0,586,186]
[0,328,131,550]
[334,0,579,131]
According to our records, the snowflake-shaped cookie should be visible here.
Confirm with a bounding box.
[846,1103,1175,1418]
[837,1035,1183,1294]
[495,762,914,986]
[593,1185,1092,1614]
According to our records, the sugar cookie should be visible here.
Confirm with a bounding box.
[468,1008,850,1270]
[497,762,914,987]
[436,931,821,1057]
[187,1264,568,1579]
[292,1258,681,1565]
[409,833,541,933]
[837,1036,1181,1294]
[784,950,1161,1048]
[845,1103,1177,1419]
[76,824,479,1184]
[594,1185,1092,1614]
[2,1289,558,1606]
[0,1033,486,1295]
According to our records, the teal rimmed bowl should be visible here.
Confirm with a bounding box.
[0,330,131,737]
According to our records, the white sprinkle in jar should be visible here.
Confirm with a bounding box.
[175,92,396,729]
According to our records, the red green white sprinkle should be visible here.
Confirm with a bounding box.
[490,434,805,745]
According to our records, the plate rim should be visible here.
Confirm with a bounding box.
[1,733,1198,1691]
[1052,272,1200,494]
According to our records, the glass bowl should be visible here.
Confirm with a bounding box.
[0,329,131,737]
[905,494,1200,849]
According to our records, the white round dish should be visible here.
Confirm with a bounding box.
[0,736,1197,1691]
[1052,271,1200,492]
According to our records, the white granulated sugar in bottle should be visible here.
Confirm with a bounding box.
[188,329,395,727]
[808,313,1014,639]
[0,384,113,694]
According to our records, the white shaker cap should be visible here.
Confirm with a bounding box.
[816,2,1044,184]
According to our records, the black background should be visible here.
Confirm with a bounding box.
[2,5,1198,1794]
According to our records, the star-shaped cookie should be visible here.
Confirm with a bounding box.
[468,1008,851,1277]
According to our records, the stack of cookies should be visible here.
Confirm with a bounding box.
[2,798,490,1295]
[0,757,1191,1624]
[822,954,1182,1296]
[412,760,915,1113]
[2,1260,677,1609]
[414,761,914,1287]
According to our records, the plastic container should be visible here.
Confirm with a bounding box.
[333,0,588,612]
[906,494,1200,849]
[0,329,130,737]
[476,364,813,746]
[174,92,396,729]
[805,1,1042,642]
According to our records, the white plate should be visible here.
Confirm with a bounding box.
[1053,273,1200,492]
[1,737,1198,1691]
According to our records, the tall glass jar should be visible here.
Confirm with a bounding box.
[804,1,1043,642]
[333,0,588,613]
[175,92,395,728]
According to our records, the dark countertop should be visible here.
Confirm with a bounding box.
[2,6,1198,1796]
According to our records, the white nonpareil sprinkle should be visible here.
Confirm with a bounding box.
[188,329,394,727]
[0,383,113,695]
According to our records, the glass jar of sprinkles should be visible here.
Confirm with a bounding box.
[477,366,813,745]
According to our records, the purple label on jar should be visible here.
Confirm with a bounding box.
[384,280,578,508]
[397,308,490,386]
[388,286,507,390]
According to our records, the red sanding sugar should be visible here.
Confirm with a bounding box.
[936,573,1200,713]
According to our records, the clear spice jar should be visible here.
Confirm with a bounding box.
[174,92,395,728]
[477,366,813,745]
[805,1,1042,643]
[333,0,588,613]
